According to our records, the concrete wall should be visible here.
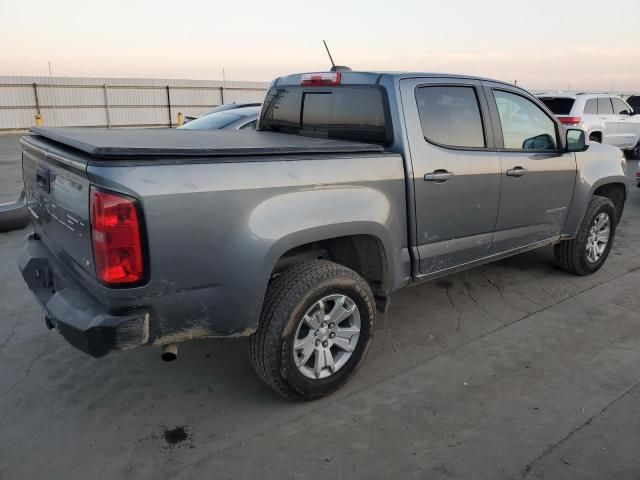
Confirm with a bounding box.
[0,76,269,130]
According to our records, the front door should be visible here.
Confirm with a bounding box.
[484,84,577,253]
[612,97,640,149]
[400,78,501,276]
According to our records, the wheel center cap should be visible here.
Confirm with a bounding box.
[318,327,330,342]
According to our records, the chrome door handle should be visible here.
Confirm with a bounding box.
[424,170,453,182]
[506,167,528,177]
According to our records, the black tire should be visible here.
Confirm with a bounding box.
[628,141,640,160]
[250,260,375,401]
[554,195,617,275]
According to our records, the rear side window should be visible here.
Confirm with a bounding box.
[597,98,614,115]
[415,86,485,148]
[584,99,597,114]
[260,86,390,144]
[539,97,575,115]
[493,90,557,151]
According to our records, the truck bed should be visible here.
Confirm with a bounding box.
[30,127,384,159]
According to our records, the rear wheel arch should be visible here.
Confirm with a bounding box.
[588,131,602,143]
[270,234,391,301]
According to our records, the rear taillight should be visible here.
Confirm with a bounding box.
[558,116,581,126]
[90,188,144,286]
[300,72,341,86]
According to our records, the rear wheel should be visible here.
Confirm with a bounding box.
[250,260,375,401]
[554,196,616,275]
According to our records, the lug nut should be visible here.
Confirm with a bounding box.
[321,322,327,328]
[314,330,319,336]
[329,332,336,338]
[322,341,329,348]
[329,323,335,328]
[315,340,320,347]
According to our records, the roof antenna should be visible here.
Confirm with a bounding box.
[323,40,351,72]
[323,40,336,70]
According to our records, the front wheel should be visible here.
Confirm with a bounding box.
[250,260,375,401]
[554,195,617,275]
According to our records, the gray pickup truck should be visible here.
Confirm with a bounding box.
[19,70,628,400]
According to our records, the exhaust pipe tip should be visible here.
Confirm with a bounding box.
[161,343,178,362]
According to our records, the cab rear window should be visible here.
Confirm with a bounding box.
[539,97,575,115]
[259,86,391,144]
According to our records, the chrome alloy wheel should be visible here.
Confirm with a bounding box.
[586,212,611,263]
[293,294,361,380]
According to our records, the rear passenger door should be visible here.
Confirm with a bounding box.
[597,97,619,146]
[483,83,576,253]
[400,78,501,276]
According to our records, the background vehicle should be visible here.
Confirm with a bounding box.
[627,95,640,115]
[19,71,627,401]
[537,92,640,159]
[0,191,29,232]
[183,102,262,123]
[179,106,259,130]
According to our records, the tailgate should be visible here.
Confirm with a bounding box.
[21,136,94,277]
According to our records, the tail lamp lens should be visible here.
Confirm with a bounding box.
[558,116,581,126]
[90,188,144,285]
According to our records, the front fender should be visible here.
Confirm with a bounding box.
[562,143,627,237]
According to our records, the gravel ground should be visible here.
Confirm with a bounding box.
[0,131,639,479]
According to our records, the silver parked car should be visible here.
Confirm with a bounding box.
[179,106,260,131]
[537,92,640,158]
[183,102,261,123]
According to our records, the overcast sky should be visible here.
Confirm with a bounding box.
[1,0,638,91]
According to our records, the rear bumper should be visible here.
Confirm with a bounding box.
[18,233,149,357]
[0,191,30,233]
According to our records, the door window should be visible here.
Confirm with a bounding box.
[240,120,257,130]
[415,86,485,148]
[612,98,631,115]
[597,98,614,115]
[493,90,558,151]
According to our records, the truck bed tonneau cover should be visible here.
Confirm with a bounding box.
[30,127,384,158]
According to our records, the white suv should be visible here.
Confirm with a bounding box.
[536,92,640,159]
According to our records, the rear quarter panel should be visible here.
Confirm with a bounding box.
[87,153,408,343]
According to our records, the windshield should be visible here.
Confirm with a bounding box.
[180,111,246,130]
[259,85,391,144]
[539,97,575,115]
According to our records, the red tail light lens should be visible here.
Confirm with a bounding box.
[301,72,341,86]
[558,116,581,126]
[90,188,144,286]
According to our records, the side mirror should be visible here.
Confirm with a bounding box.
[522,133,555,150]
[566,128,587,152]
